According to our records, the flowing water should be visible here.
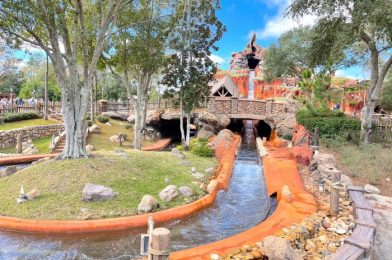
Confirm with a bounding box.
[0,122,275,259]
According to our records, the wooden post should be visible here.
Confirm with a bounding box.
[330,170,341,216]
[16,133,23,154]
[150,227,170,260]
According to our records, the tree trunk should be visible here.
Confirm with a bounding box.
[185,113,191,149]
[179,96,186,147]
[44,53,49,120]
[134,82,143,150]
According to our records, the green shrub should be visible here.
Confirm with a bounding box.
[4,112,40,122]
[296,108,361,140]
[97,115,110,123]
[176,144,184,151]
[125,124,132,130]
[191,144,214,157]
[87,120,93,127]
[190,138,214,157]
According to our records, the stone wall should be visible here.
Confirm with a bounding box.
[207,97,285,117]
[0,124,64,149]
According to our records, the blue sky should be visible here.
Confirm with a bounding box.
[211,0,368,80]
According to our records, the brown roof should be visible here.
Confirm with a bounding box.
[209,75,239,97]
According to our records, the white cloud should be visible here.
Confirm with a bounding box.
[210,54,226,65]
[250,0,317,39]
[335,68,369,80]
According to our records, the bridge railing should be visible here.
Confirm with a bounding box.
[207,97,285,116]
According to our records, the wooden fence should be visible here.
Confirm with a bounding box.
[0,100,174,116]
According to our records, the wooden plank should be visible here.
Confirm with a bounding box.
[350,191,373,211]
[345,236,371,250]
[330,244,364,260]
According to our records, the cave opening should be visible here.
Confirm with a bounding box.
[227,119,245,134]
[154,119,190,142]
[255,120,272,140]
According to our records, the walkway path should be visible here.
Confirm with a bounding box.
[365,194,392,259]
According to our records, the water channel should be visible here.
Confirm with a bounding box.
[0,122,276,259]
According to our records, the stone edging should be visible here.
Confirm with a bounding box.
[329,186,376,260]
[0,135,240,234]
[170,143,317,259]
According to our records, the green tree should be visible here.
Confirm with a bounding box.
[264,26,352,82]
[289,0,392,144]
[162,0,225,149]
[0,0,131,158]
[102,0,171,149]
[381,73,392,111]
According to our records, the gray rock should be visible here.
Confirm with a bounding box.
[105,122,112,126]
[89,124,101,134]
[205,167,215,174]
[159,185,179,202]
[259,236,302,260]
[138,195,159,213]
[178,186,193,197]
[364,184,381,195]
[192,172,205,180]
[275,113,297,137]
[86,144,94,154]
[3,166,17,176]
[197,129,214,139]
[127,114,135,124]
[82,183,117,202]
[314,153,336,166]
[171,148,181,153]
[109,135,118,143]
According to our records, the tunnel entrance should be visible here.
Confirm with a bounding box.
[255,120,272,140]
[227,119,245,134]
[154,119,189,142]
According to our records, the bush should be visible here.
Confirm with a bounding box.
[4,112,40,122]
[296,108,361,140]
[87,120,93,127]
[97,115,110,123]
[190,138,214,157]
[125,124,132,130]
[191,144,214,157]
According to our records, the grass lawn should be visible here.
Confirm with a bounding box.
[0,136,52,154]
[0,150,216,220]
[0,119,58,131]
[322,138,392,196]
[87,119,153,151]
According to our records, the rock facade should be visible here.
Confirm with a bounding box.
[0,124,63,149]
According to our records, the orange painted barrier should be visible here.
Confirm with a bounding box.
[170,143,317,260]
[0,135,240,234]
[0,154,58,166]
[141,138,172,151]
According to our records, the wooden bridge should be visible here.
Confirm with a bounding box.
[207,97,286,120]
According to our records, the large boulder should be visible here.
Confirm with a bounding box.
[0,166,17,178]
[194,111,230,132]
[275,113,297,137]
[146,110,164,125]
[258,236,302,260]
[159,185,179,202]
[82,183,117,202]
[138,195,159,213]
[209,129,236,149]
[161,110,183,120]
[197,129,214,139]
[127,114,135,124]
[314,152,336,166]
[89,124,101,134]
[101,111,128,121]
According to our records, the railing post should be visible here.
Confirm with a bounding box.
[149,228,170,260]
[16,133,23,154]
[330,170,341,216]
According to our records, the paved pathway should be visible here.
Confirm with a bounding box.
[365,194,392,260]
